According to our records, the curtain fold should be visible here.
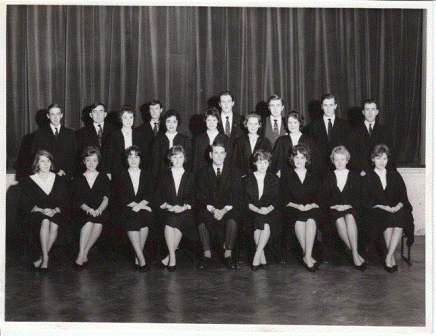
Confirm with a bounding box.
[7,5,424,167]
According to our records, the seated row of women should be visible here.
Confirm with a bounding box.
[20,141,413,274]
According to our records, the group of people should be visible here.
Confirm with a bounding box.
[18,91,414,274]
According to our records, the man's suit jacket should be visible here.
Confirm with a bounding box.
[31,125,78,179]
[308,116,350,171]
[76,122,115,174]
[260,116,287,147]
[348,122,394,174]
[217,112,245,147]
[134,121,161,170]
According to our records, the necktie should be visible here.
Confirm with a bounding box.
[327,119,333,141]
[216,167,221,178]
[153,122,159,136]
[225,116,231,136]
[54,127,59,139]
[273,119,279,137]
[368,123,373,137]
[97,125,103,146]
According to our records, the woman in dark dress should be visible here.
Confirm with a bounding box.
[106,105,146,177]
[323,146,366,270]
[192,107,230,173]
[272,111,325,178]
[281,144,324,272]
[151,109,192,180]
[71,146,110,267]
[244,150,281,270]
[232,113,272,178]
[155,145,197,271]
[114,145,156,271]
[361,144,414,273]
[20,150,70,273]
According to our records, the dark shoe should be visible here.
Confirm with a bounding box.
[384,264,395,273]
[82,261,88,268]
[167,265,176,272]
[197,257,211,270]
[392,265,398,272]
[251,264,260,271]
[225,257,236,270]
[353,263,366,271]
[260,263,267,269]
[74,262,85,269]
[138,264,149,272]
[303,262,317,272]
[39,267,49,274]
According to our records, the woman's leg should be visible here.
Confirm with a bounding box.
[127,231,146,267]
[76,222,93,265]
[344,214,365,265]
[294,221,306,254]
[303,219,317,268]
[164,226,182,267]
[34,219,50,268]
[83,223,103,262]
[335,217,351,250]
[252,225,270,266]
[385,227,403,267]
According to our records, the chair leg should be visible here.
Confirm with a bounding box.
[401,234,412,265]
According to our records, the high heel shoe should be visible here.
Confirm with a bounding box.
[167,265,176,272]
[39,267,49,274]
[384,262,395,273]
[138,264,149,272]
[251,264,260,271]
[353,262,366,271]
[260,263,267,269]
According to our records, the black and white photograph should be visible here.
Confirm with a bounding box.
[2,0,433,335]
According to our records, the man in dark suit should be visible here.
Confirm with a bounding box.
[196,140,242,270]
[31,103,78,180]
[261,94,287,147]
[348,99,394,176]
[76,102,115,175]
[135,99,163,165]
[217,91,244,151]
[308,93,350,173]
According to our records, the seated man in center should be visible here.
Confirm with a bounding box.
[196,140,243,270]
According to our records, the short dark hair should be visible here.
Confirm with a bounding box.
[371,143,391,161]
[90,102,107,112]
[362,99,378,110]
[289,143,311,166]
[219,91,235,102]
[211,139,226,151]
[167,145,187,163]
[243,112,262,129]
[285,111,304,130]
[82,146,101,162]
[204,107,221,123]
[124,145,142,167]
[118,105,136,120]
[162,109,181,128]
[253,150,272,165]
[32,150,54,173]
[321,93,335,104]
[149,99,163,110]
[268,94,284,105]
[47,103,62,114]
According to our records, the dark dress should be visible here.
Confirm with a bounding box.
[114,169,156,232]
[192,132,230,173]
[271,133,326,178]
[244,172,282,239]
[106,128,147,176]
[361,169,414,248]
[70,173,110,227]
[195,164,242,236]
[151,132,192,180]
[31,125,78,179]
[232,134,272,177]
[155,169,198,241]
[280,169,325,225]
[322,170,361,222]
[20,174,71,259]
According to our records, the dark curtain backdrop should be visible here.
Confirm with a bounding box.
[7,6,424,168]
